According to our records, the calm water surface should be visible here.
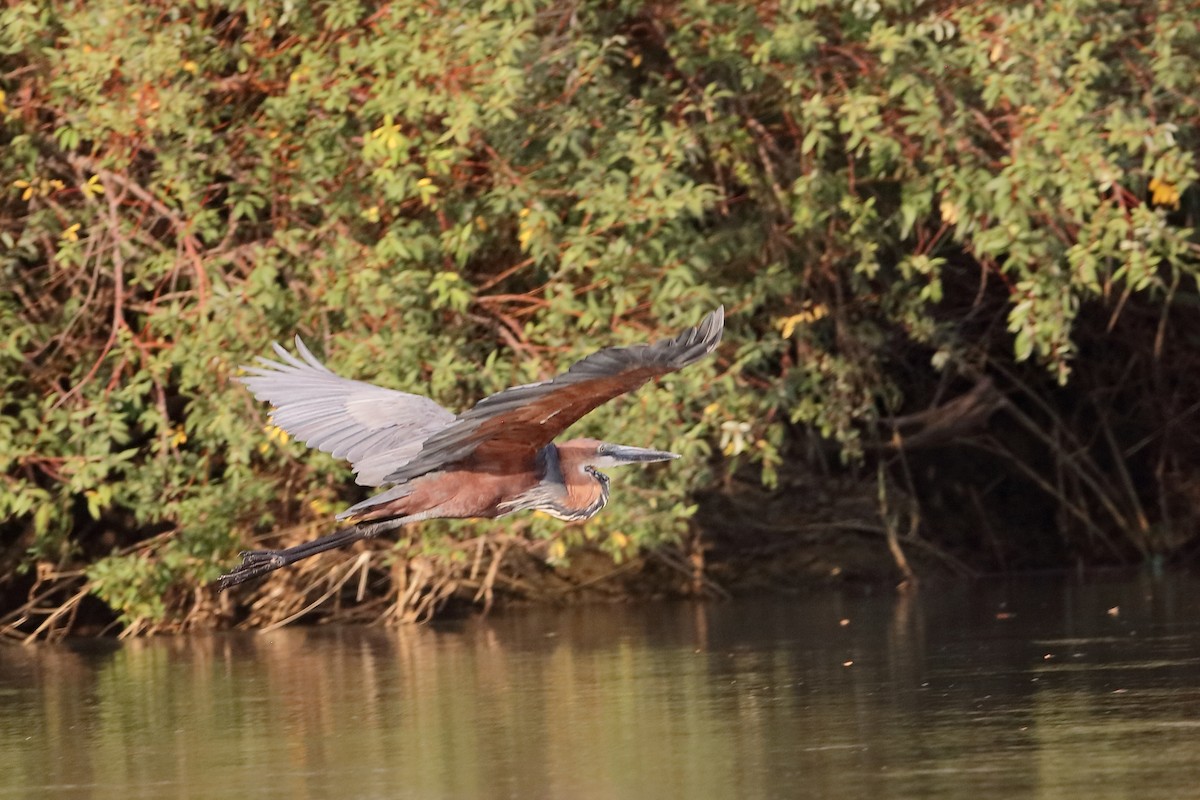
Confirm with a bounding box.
[4,573,1200,799]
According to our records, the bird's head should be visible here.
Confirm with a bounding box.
[591,440,680,468]
[518,439,679,522]
[557,438,679,473]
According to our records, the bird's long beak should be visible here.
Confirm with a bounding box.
[597,443,681,466]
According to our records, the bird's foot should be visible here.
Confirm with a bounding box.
[216,550,288,591]
[237,549,286,567]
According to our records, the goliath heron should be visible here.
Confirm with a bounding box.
[217,306,724,589]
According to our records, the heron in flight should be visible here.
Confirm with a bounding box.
[217,307,724,589]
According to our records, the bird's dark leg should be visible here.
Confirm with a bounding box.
[216,520,400,590]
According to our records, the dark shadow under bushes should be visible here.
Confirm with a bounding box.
[704,283,1200,586]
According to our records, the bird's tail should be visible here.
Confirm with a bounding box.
[335,482,417,522]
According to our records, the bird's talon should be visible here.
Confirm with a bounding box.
[237,550,279,566]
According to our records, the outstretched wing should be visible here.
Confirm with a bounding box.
[238,337,456,487]
[382,306,724,483]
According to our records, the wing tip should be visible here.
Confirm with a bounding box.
[668,304,724,367]
[700,305,724,349]
[231,336,335,381]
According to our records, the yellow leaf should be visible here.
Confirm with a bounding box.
[263,424,289,445]
[1149,177,1180,210]
[777,304,827,338]
[778,314,802,339]
[61,223,81,242]
[181,60,199,74]
[939,198,960,225]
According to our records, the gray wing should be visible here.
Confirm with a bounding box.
[381,306,724,484]
[238,337,456,487]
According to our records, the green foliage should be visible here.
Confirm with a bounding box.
[1,0,1196,629]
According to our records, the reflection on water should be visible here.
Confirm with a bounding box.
[4,573,1200,799]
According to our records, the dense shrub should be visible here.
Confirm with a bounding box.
[1,0,1196,634]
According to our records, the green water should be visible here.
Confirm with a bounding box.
[4,574,1200,799]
